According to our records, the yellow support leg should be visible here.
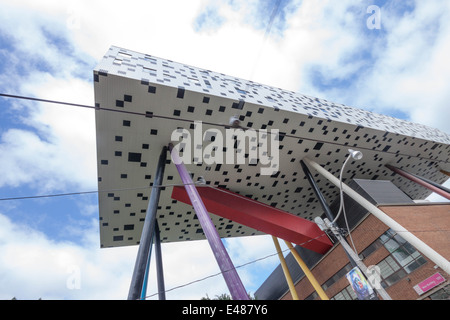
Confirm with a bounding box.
[284,240,330,300]
[272,236,299,300]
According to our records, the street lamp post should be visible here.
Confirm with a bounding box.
[314,149,392,300]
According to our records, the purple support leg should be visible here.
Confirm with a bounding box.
[169,144,249,300]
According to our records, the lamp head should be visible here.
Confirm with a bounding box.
[348,149,363,160]
[229,115,241,128]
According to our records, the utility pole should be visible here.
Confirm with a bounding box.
[315,217,392,300]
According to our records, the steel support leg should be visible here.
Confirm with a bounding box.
[169,143,249,300]
[140,232,154,300]
[386,164,450,200]
[154,221,166,300]
[128,146,167,300]
[300,160,336,222]
[272,236,299,300]
[283,240,329,300]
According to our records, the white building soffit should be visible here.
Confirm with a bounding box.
[94,46,450,248]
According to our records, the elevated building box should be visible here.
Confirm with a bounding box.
[93,46,450,299]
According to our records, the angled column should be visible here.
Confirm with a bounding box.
[169,144,249,300]
[154,221,166,300]
[128,146,167,300]
[283,240,329,300]
[300,160,335,223]
[303,157,450,277]
[386,164,450,200]
[140,232,154,300]
[272,236,299,300]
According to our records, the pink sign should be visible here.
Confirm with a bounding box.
[413,273,446,295]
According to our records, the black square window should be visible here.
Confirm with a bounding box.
[203,96,210,103]
[115,151,122,156]
[115,136,123,142]
[113,236,123,241]
[258,107,264,114]
[115,100,124,107]
[187,106,195,113]
[142,144,149,149]
[205,109,213,116]
[123,120,131,127]
[232,100,245,110]
[150,129,158,135]
[219,106,226,112]
[128,152,142,162]
[101,160,108,165]
[124,95,132,102]
[313,142,324,150]
[177,86,185,99]
[124,224,134,231]
[173,109,181,116]
[148,86,156,94]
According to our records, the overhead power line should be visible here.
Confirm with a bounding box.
[0,182,206,201]
[1,92,448,164]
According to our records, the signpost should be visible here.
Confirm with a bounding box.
[346,267,377,300]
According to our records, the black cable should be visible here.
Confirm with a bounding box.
[0,183,207,201]
[1,92,448,164]
[0,93,95,109]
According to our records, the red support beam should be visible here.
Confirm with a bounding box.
[171,186,333,254]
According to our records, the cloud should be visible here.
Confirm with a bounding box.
[0,82,97,192]
[303,0,450,134]
[0,212,269,300]
[0,212,134,299]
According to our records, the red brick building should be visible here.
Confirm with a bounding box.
[256,180,450,300]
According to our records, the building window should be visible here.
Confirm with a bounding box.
[376,229,427,288]
[429,284,450,300]
[331,285,357,300]
[322,263,352,291]
[320,228,426,299]
[304,291,318,300]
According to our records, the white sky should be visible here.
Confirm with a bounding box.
[0,0,449,300]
